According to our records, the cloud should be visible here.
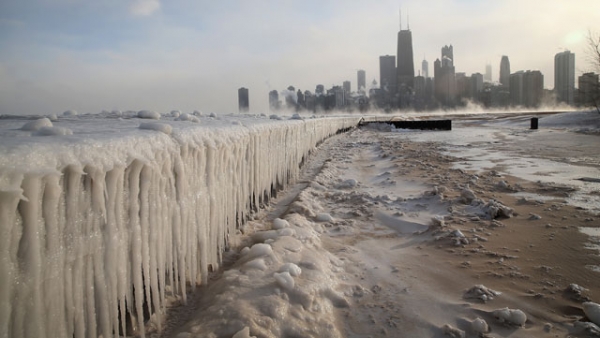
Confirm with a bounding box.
[130,0,160,16]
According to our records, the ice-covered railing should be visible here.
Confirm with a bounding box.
[0,114,359,338]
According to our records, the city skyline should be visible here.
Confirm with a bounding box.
[1,0,599,115]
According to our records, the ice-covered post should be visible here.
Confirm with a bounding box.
[530,117,538,130]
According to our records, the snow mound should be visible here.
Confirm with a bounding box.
[176,113,200,123]
[273,218,289,229]
[243,258,267,271]
[209,112,217,118]
[442,324,465,338]
[269,114,282,120]
[34,126,73,136]
[137,110,161,119]
[21,118,53,131]
[337,178,358,189]
[483,199,513,219]
[290,113,303,120]
[470,318,489,334]
[583,302,600,326]
[232,327,256,338]
[192,110,203,116]
[493,307,527,326]
[139,122,173,135]
[279,263,301,277]
[464,284,501,302]
[48,114,58,121]
[170,110,181,117]
[244,243,273,260]
[62,110,78,116]
[460,186,477,204]
[273,271,295,291]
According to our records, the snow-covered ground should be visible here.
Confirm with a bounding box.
[1,109,599,338]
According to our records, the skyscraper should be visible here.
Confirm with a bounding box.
[397,28,415,91]
[578,72,599,106]
[499,56,510,88]
[238,87,249,112]
[422,59,429,78]
[484,64,492,82]
[357,70,366,92]
[343,81,351,94]
[554,50,575,105]
[434,45,456,106]
[379,55,397,93]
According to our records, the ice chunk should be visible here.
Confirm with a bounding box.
[62,110,78,116]
[337,179,358,189]
[139,122,173,135]
[290,113,303,120]
[484,199,513,219]
[170,110,181,117]
[244,258,267,271]
[315,213,333,222]
[176,113,200,123]
[245,243,273,260]
[273,218,289,229]
[493,307,527,326]
[269,114,282,120]
[21,118,53,131]
[277,228,295,237]
[273,272,295,291]
[279,263,301,277]
[34,126,73,136]
[137,110,161,119]
[583,302,600,326]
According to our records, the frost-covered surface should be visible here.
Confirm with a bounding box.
[0,112,359,338]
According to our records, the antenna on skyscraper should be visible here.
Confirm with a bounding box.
[399,8,402,30]
[407,9,410,30]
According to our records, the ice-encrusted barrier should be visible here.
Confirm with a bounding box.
[0,115,359,338]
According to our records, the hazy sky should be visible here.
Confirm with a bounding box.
[1,0,599,115]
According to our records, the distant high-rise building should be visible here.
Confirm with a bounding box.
[509,70,544,107]
[499,56,510,88]
[343,81,351,93]
[509,71,525,106]
[523,70,543,108]
[315,84,325,96]
[578,72,599,107]
[485,64,492,82]
[441,45,454,67]
[470,73,484,98]
[397,28,415,91]
[357,70,366,92]
[554,50,575,105]
[268,90,280,111]
[379,55,397,93]
[238,87,249,112]
[434,45,456,106]
[422,59,429,78]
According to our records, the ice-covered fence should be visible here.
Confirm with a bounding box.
[0,115,359,338]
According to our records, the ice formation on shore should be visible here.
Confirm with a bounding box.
[0,114,358,338]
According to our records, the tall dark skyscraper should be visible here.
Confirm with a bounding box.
[499,56,510,88]
[357,70,366,92]
[554,50,575,105]
[396,27,415,91]
[379,55,397,93]
[238,87,249,112]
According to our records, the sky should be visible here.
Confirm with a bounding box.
[1,0,599,115]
